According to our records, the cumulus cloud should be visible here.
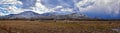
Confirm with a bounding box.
[0,0,23,15]
[31,0,55,14]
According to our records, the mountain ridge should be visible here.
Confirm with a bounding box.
[0,11,89,20]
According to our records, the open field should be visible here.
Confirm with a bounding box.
[0,20,120,33]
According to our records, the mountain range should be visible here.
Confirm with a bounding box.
[0,11,89,20]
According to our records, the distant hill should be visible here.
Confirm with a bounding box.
[0,11,89,20]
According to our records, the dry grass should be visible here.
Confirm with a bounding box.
[0,20,120,33]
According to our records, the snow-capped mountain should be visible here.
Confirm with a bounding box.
[0,11,89,20]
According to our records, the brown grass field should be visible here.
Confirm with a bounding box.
[0,20,120,33]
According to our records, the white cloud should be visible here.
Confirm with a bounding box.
[0,0,23,14]
[32,0,55,14]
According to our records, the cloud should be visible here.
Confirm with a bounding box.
[76,0,95,8]
[31,0,55,14]
[19,0,36,9]
[0,0,23,15]
[76,0,120,15]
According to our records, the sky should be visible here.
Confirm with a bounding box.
[0,0,120,19]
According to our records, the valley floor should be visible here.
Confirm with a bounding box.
[0,20,120,33]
